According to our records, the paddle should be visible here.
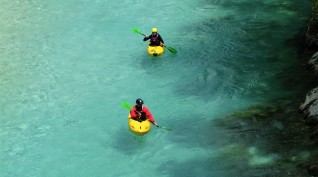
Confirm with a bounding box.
[120,101,172,131]
[131,27,177,54]
[164,45,177,54]
[132,27,146,36]
[121,101,132,110]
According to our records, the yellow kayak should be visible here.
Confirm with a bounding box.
[128,114,151,135]
[147,45,164,56]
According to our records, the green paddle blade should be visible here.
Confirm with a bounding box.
[132,27,143,35]
[165,46,177,54]
[121,101,133,110]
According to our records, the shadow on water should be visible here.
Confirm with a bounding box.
[156,155,281,177]
[110,128,149,155]
[138,0,313,102]
[160,98,318,176]
[212,98,318,176]
[135,1,315,176]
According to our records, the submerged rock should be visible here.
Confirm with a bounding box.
[309,52,318,74]
[299,87,318,125]
[306,0,318,49]
[214,99,313,176]
[300,1,318,175]
[308,162,318,176]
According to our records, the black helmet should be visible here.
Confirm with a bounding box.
[136,98,144,105]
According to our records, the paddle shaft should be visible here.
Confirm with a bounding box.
[136,31,146,37]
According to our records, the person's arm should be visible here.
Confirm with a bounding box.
[129,106,140,119]
[152,121,158,126]
[158,34,164,45]
[143,34,151,41]
[143,106,158,126]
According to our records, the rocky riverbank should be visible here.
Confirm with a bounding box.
[298,0,318,176]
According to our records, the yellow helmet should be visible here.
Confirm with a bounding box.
[152,28,158,33]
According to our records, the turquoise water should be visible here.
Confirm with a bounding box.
[0,0,312,176]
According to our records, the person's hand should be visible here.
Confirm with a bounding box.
[153,122,158,127]
[145,35,149,38]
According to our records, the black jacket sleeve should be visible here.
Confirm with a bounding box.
[143,34,151,41]
[158,34,164,44]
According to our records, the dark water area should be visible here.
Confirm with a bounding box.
[174,1,318,176]
[213,100,315,176]
[208,50,318,176]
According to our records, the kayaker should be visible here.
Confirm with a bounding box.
[129,98,159,127]
[143,28,164,47]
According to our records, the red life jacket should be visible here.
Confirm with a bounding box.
[151,34,160,43]
[129,105,155,122]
